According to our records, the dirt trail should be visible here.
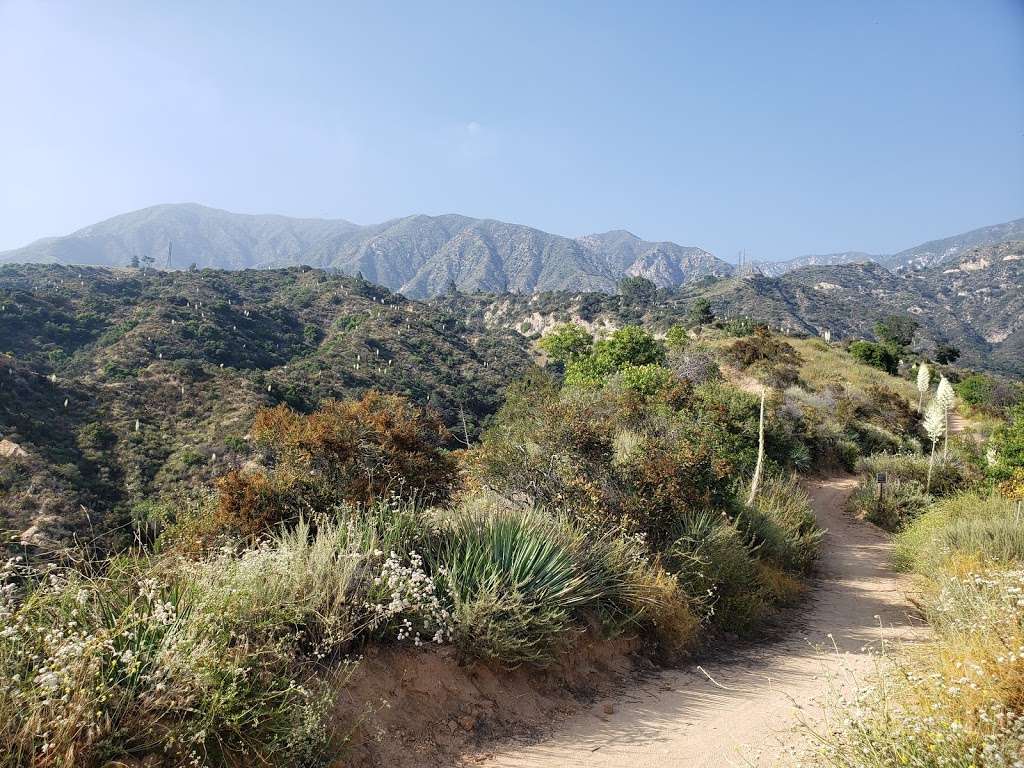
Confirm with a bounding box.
[477,477,923,767]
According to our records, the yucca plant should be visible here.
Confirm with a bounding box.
[936,375,956,459]
[916,361,930,413]
[922,399,947,493]
[429,508,631,665]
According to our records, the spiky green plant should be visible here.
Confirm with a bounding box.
[429,508,641,665]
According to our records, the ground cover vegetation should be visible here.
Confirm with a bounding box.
[3,266,1020,767]
[0,317,843,766]
[805,368,1024,766]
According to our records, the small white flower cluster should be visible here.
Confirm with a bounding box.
[366,550,452,646]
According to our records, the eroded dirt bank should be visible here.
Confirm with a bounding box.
[336,477,921,768]
[475,476,923,767]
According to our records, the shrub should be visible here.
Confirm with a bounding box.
[848,340,898,375]
[848,476,932,531]
[538,323,593,364]
[665,511,766,632]
[989,403,1024,482]
[668,348,721,385]
[859,384,917,434]
[740,474,822,573]
[873,314,918,351]
[724,316,757,337]
[429,507,643,665]
[688,297,714,326]
[251,392,458,507]
[664,323,690,350]
[956,372,1023,414]
[724,327,801,369]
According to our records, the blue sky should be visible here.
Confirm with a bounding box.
[1,1,1022,261]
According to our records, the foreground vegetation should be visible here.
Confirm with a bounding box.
[3,268,1021,767]
[808,402,1024,765]
[1,319,835,767]
[809,491,1024,766]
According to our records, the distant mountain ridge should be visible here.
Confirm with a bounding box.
[756,218,1024,275]
[0,204,731,298]
[2,203,1021,296]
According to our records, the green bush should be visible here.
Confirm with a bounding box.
[666,511,766,632]
[848,340,898,375]
[740,474,822,573]
[848,476,933,531]
[895,492,1022,573]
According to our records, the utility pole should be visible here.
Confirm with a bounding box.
[167,241,173,270]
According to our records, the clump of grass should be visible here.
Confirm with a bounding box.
[0,555,335,768]
[894,492,1021,574]
[856,452,977,498]
[848,476,933,531]
[740,473,822,573]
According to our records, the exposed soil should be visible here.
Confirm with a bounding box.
[332,635,652,768]
[333,477,922,767]
[474,476,924,767]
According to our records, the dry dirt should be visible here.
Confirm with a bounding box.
[474,476,924,767]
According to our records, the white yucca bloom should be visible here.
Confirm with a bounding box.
[923,399,946,443]
[935,376,955,459]
[936,376,955,411]
[922,399,946,493]
[916,362,931,412]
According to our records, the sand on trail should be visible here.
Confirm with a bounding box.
[477,476,923,768]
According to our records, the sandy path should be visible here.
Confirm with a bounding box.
[479,476,922,768]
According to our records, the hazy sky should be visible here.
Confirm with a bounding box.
[1,1,1022,260]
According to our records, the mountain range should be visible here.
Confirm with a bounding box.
[755,217,1024,276]
[6,203,1019,297]
[0,205,730,298]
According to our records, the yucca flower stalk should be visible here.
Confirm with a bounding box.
[922,399,946,493]
[916,361,930,413]
[935,376,955,460]
[747,386,766,505]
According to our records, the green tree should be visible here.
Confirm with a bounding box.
[665,324,690,351]
[538,323,594,364]
[934,343,960,364]
[593,325,666,369]
[616,363,675,395]
[849,340,898,375]
[562,326,666,389]
[689,297,714,326]
[619,275,657,305]
[873,315,919,351]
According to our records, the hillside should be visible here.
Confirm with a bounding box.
[759,217,1024,275]
[0,264,531,543]
[458,241,1024,377]
[0,205,733,297]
